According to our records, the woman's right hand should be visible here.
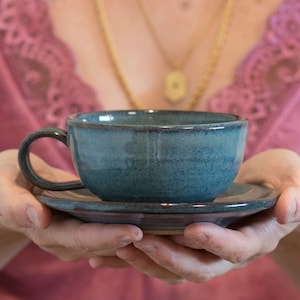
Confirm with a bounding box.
[0,149,143,269]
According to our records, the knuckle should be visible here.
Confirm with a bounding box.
[223,241,258,264]
[71,234,88,252]
[226,251,250,264]
[29,230,54,249]
[261,239,279,255]
[69,225,93,253]
[160,250,178,266]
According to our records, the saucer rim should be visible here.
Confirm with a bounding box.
[37,183,279,234]
[37,183,279,215]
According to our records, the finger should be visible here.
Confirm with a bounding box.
[182,215,297,264]
[133,236,241,283]
[0,181,52,229]
[0,150,74,229]
[116,244,185,284]
[24,218,143,261]
[236,149,300,187]
[274,186,300,224]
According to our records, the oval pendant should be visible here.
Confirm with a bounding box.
[164,70,187,103]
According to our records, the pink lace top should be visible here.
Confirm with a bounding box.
[209,0,300,158]
[0,0,300,299]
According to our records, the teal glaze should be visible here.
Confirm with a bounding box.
[37,183,279,232]
[19,110,248,203]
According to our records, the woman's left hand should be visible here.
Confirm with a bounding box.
[90,149,300,284]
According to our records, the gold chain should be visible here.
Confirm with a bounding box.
[136,0,222,70]
[187,0,234,110]
[95,0,234,110]
[137,0,227,103]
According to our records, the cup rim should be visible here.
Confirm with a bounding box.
[67,110,248,131]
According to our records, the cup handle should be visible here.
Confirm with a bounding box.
[18,128,84,191]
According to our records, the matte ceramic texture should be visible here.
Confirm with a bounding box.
[19,110,248,203]
[70,110,247,202]
[38,183,279,235]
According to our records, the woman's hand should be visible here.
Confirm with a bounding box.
[0,149,143,269]
[90,149,300,284]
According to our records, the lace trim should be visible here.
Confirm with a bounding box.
[209,0,300,158]
[0,0,99,129]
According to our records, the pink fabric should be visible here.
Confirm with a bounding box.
[209,0,300,159]
[1,0,300,299]
[0,0,99,170]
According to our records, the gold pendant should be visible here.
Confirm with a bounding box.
[164,70,187,103]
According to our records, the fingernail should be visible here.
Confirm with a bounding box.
[89,257,98,268]
[119,236,135,247]
[287,199,300,223]
[119,232,142,247]
[26,206,40,227]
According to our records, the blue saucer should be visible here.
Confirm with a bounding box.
[37,183,279,234]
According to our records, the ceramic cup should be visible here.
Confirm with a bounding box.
[18,110,248,203]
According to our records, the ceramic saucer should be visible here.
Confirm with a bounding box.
[37,183,279,235]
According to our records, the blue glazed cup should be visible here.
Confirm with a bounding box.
[18,110,248,203]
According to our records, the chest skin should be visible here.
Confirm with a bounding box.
[47,0,282,111]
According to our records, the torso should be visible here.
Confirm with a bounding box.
[47,0,282,111]
[1,1,300,299]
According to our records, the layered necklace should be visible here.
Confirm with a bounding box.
[95,0,235,110]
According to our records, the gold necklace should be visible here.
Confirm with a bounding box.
[137,0,223,103]
[95,0,234,110]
